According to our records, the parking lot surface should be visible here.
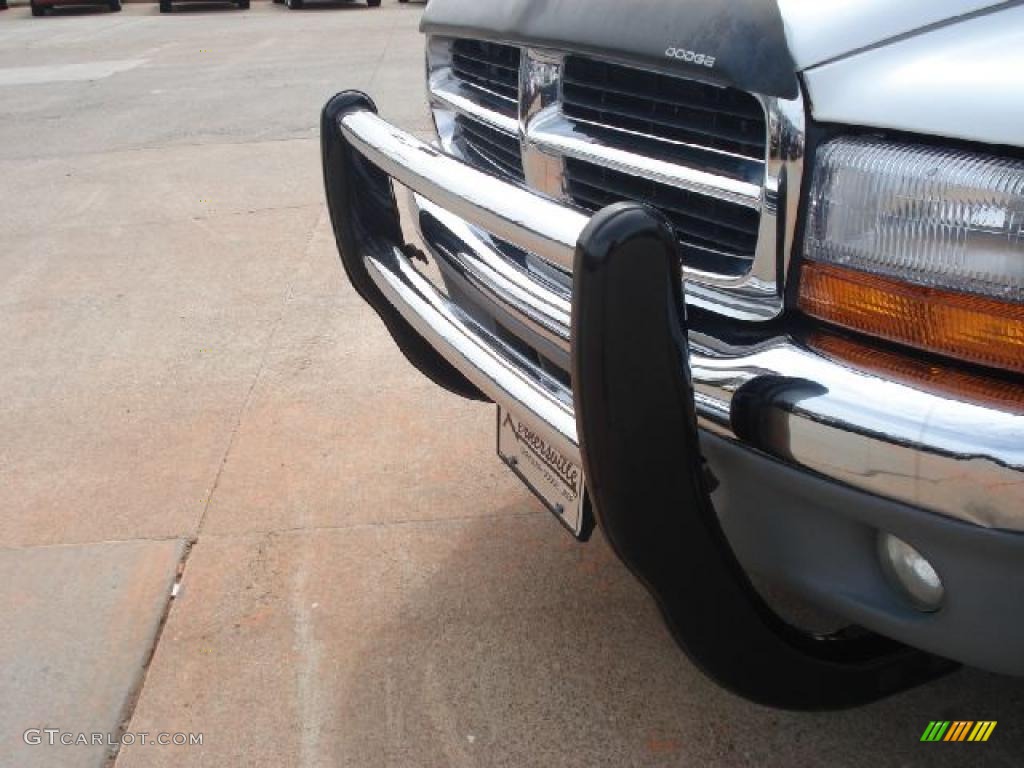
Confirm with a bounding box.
[1,4,1022,766]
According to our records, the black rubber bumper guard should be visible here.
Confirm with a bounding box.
[322,91,956,710]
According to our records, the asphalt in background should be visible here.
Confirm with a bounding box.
[0,4,1022,766]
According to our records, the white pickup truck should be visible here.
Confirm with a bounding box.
[320,0,1024,708]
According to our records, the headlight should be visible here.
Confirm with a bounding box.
[799,137,1024,375]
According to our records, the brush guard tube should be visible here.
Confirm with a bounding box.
[321,91,485,401]
[571,204,955,710]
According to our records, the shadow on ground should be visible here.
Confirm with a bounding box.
[331,518,1024,767]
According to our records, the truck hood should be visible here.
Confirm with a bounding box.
[777,0,1006,69]
[422,0,1006,99]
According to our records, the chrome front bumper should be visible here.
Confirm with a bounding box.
[331,105,1024,533]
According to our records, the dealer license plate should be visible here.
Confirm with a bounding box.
[497,407,587,537]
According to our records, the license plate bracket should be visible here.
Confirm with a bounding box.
[497,407,589,538]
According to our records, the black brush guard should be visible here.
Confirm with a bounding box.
[322,91,955,710]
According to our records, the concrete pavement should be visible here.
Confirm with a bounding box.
[1,4,1022,766]
[0,540,184,768]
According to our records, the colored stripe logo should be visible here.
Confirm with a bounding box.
[921,721,997,742]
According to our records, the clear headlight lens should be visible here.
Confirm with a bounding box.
[805,137,1024,301]
[800,137,1024,374]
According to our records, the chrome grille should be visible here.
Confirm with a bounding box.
[428,37,804,320]
[454,114,524,182]
[562,56,767,161]
[564,159,759,276]
[560,56,766,271]
[450,40,521,106]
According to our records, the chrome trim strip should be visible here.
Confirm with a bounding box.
[520,48,568,200]
[429,74,520,135]
[754,94,806,306]
[526,107,763,209]
[339,110,588,274]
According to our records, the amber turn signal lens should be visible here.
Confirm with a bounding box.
[799,262,1024,375]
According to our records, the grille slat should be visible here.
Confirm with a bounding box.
[562,56,766,160]
[562,87,766,153]
[455,115,524,182]
[561,71,770,122]
[450,40,521,103]
[464,143,523,184]
[450,49,520,76]
[563,160,759,236]
[458,120,523,168]
[569,181,756,256]
[565,159,759,275]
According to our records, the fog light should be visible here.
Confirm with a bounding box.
[878,533,944,611]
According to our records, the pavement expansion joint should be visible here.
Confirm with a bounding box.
[104,539,195,768]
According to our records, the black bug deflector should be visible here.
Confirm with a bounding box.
[422,0,799,98]
[570,203,956,710]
